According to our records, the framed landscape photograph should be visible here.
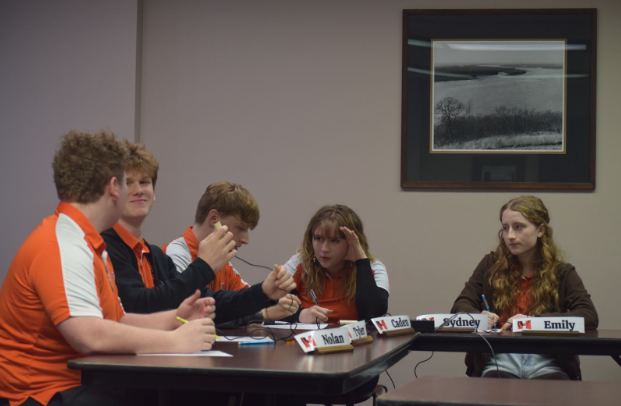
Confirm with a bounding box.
[401,9,596,190]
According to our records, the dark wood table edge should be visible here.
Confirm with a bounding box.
[410,330,621,356]
[69,334,416,396]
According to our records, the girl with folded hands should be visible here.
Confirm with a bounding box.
[451,195,598,380]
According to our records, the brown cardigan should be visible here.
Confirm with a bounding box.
[451,252,599,380]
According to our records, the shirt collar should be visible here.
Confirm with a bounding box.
[183,226,199,257]
[113,223,150,254]
[56,202,107,255]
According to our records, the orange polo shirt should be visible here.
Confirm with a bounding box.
[0,202,125,406]
[293,264,361,323]
[499,274,534,328]
[163,226,249,292]
[514,274,534,315]
[113,223,154,288]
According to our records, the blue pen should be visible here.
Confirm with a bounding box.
[482,294,491,312]
[239,341,274,346]
[482,294,497,329]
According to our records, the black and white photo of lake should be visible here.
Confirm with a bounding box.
[431,40,566,153]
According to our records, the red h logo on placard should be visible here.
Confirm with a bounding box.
[376,320,388,331]
[518,320,532,329]
[301,337,316,348]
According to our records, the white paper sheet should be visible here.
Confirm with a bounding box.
[265,323,328,330]
[137,350,232,357]
[216,336,274,344]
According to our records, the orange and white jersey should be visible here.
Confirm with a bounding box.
[164,226,250,292]
[0,202,125,406]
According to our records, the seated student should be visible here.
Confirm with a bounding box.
[451,195,598,380]
[287,204,389,324]
[164,182,301,325]
[284,204,388,401]
[284,253,388,300]
[101,143,296,324]
[0,131,216,406]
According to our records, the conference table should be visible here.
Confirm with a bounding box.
[410,329,621,367]
[68,330,415,405]
[68,327,621,405]
[376,375,621,406]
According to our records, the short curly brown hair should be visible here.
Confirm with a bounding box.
[53,130,128,204]
[123,140,159,188]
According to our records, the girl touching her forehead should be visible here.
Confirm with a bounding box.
[452,196,598,380]
[288,204,389,324]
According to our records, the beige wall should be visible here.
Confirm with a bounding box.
[139,0,621,385]
[1,0,619,394]
[0,0,139,282]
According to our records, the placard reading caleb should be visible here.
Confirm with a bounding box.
[371,315,415,337]
[391,317,410,328]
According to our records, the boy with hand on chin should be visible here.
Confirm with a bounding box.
[102,144,297,324]
[164,182,301,326]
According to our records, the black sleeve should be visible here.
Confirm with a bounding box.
[103,229,217,314]
[355,258,388,320]
[215,312,263,329]
[208,283,270,324]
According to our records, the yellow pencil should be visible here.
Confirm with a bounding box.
[177,316,221,338]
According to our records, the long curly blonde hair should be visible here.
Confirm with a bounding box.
[489,196,563,318]
[298,205,375,305]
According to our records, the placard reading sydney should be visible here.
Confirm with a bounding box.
[512,317,584,333]
[416,313,487,332]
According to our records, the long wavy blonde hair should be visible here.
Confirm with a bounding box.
[298,205,375,305]
[489,196,563,317]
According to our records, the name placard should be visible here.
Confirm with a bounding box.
[313,326,352,348]
[346,320,373,345]
[371,315,413,335]
[346,321,368,340]
[294,331,317,353]
[416,313,487,332]
[294,327,354,354]
[512,317,584,333]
